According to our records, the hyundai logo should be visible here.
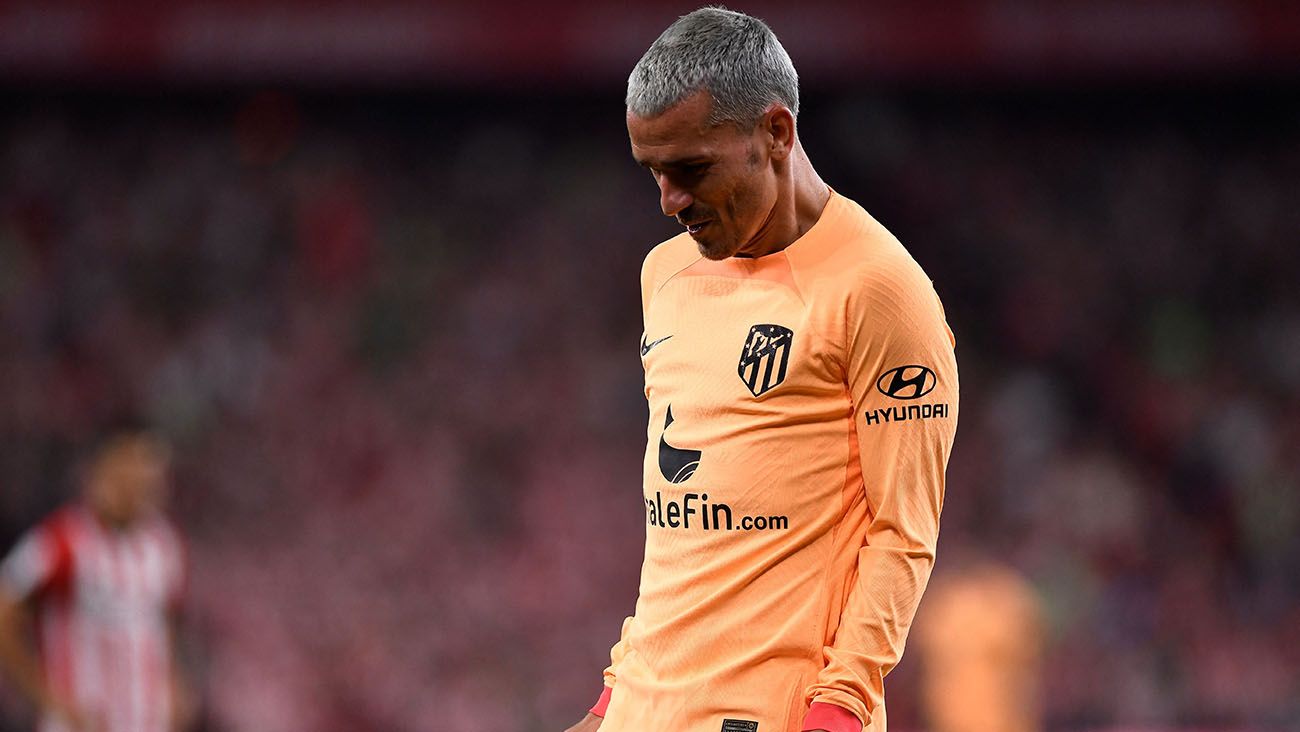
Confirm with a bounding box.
[876,365,937,400]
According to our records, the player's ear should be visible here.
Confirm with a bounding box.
[763,104,795,162]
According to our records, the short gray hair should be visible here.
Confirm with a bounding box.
[627,6,799,128]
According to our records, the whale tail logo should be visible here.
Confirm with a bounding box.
[658,406,701,484]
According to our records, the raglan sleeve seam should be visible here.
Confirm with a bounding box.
[649,257,701,311]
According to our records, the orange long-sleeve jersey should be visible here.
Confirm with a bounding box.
[590,191,959,732]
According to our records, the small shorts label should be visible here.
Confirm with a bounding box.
[721,720,758,732]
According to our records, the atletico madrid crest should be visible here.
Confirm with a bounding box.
[737,323,793,397]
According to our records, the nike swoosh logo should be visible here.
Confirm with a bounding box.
[640,334,673,357]
[658,405,700,483]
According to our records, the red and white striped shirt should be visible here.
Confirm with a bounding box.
[0,504,184,732]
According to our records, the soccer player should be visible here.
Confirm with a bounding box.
[914,560,1044,732]
[0,427,191,732]
[565,8,959,732]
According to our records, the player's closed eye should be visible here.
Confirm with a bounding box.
[663,165,709,189]
[681,163,710,179]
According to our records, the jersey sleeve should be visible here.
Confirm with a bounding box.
[804,259,959,731]
[0,517,74,601]
[589,615,635,716]
[589,248,667,717]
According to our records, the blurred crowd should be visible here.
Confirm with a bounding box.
[0,87,1297,731]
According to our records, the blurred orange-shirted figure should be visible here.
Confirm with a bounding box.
[914,560,1044,732]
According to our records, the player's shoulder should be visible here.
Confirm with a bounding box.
[640,232,701,308]
[3,505,81,586]
[37,505,85,547]
[802,193,935,298]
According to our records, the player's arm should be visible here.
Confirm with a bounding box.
[564,613,634,730]
[562,712,603,732]
[802,263,959,732]
[167,613,198,732]
[0,586,51,711]
[562,249,670,731]
[0,525,86,729]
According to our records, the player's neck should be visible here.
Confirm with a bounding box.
[738,144,829,258]
[82,502,137,533]
[790,144,831,238]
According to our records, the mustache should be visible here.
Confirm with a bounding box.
[676,207,713,226]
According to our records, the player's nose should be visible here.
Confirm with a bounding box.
[658,178,693,218]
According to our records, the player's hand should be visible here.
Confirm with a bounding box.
[562,712,602,732]
[171,687,198,731]
[170,675,199,732]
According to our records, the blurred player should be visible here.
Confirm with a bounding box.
[0,427,192,732]
[914,559,1044,732]
[566,7,958,732]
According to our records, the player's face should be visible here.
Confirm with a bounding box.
[628,91,779,260]
[86,436,170,528]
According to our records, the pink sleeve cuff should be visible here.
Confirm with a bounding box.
[802,701,863,732]
[589,685,614,717]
